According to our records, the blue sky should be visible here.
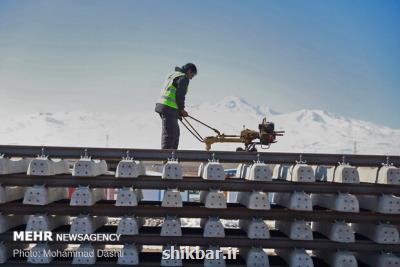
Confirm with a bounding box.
[0,0,399,127]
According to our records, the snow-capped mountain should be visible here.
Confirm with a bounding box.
[0,96,399,155]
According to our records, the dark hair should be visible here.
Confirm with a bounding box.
[182,63,197,75]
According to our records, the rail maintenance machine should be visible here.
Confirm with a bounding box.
[180,116,284,152]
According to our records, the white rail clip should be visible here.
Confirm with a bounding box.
[339,155,348,166]
[38,147,48,159]
[124,150,133,161]
[81,149,90,160]
[296,154,307,164]
[254,153,262,164]
[384,156,393,166]
[209,153,217,162]
[169,152,178,162]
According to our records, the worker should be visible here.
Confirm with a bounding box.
[155,63,197,149]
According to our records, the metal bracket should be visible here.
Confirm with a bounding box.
[208,153,218,162]
[38,147,48,159]
[295,154,307,164]
[123,150,134,161]
[80,149,91,160]
[253,153,264,164]
[168,151,178,162]
[382,156,393,166]
[339,155,349,165]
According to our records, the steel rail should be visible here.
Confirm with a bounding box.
[0,261,250,267]
[0,175,399,195]
[0,262,244,267]
[1,232,397,252]
[0,145,399,166]
[0,256,290,267]
[1,202,399,223]
[0,251,301,267]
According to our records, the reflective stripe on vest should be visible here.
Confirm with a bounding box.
[158,71,186,110]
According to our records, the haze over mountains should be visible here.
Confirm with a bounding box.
[1,96,399,155]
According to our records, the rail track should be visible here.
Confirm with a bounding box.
[0,145,399,266]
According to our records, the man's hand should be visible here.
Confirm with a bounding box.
[180,110,189,117]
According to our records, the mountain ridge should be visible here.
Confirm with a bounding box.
[0,96,399,155]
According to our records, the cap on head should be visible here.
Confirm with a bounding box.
[182,63,197,75]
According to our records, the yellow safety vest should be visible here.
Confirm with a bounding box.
[158,71,188,109]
